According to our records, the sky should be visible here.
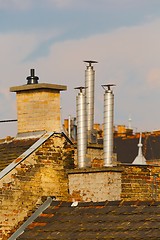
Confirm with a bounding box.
[0,0,160,137]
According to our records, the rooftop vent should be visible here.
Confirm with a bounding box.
[26,69,39,84]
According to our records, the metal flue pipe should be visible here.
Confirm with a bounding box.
[102,84,115,167]
[68,115,71,139]
[75,87,87,168]
[84,60,98,141]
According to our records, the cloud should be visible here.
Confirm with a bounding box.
[0,0,76,10]
[0,31,42,136]
[147,68,160,88]
[1,17,160,137]
[34,17,160,132]
[0,32,40,86]
[0,0,33,10]
[46,0,74,8]
[46,0,160,9]
[0,0,159,11]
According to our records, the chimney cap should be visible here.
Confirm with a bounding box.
[10,83,67,93]
[74,86,86,93]
[102,84,116,91]
[26,69,39,84]
[84,60,98,67]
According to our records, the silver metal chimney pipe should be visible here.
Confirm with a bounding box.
[102,84,115,167]
[75,87,87,168]
[68,115,71,139]
[84,60,98,142]
[73,117,77,141]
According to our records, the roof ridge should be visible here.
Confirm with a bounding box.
[49,200,160,207]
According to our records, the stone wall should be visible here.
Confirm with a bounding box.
[68,168,122,202]
[0,134,74,240]
[121,165,160,201]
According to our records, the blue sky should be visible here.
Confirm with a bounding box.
[1,0,160,137]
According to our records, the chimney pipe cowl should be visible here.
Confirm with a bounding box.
[26,69,39,85]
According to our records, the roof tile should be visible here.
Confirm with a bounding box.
[0,138,39,172]
[17,201,160,239]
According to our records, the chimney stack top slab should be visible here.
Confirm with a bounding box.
[10,83,67,93]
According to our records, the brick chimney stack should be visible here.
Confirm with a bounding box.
[10,69,67,135]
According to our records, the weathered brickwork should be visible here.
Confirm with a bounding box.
[0,134,74,240]
[74,145,103,167]
[146,159,160,166]
[68,168,122,202]
[87,145,103,161]
[121,165,160,201]
[74,146,117,168]
[91,158,104,168]
[16,90,61,133]
[2,134,160,240]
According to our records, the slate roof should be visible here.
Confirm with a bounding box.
[0,137,39,172]
[114,135,160,163]
[89,134,160,164]
[17,200,160,240]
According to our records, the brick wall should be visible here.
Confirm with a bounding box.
[69,156,160,203]
[16,89,61,133]
[146,159,160,166]
[121,165,160,201]
[2,135,160,239]
[68,168,122,202]
[0,134,74,240]
[74,145,103,167]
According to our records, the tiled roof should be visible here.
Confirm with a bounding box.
[17,200,160,240]
[0,138,39,172]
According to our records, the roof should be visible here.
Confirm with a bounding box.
[0,132,73,179]
[0,137,39,172]
[17,200,160,240]
[114,134,160,163]
[89,134,160,164]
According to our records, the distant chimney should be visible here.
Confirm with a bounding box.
[10,69,67,136]
[102,84,115,167]
[128,115,132,129]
